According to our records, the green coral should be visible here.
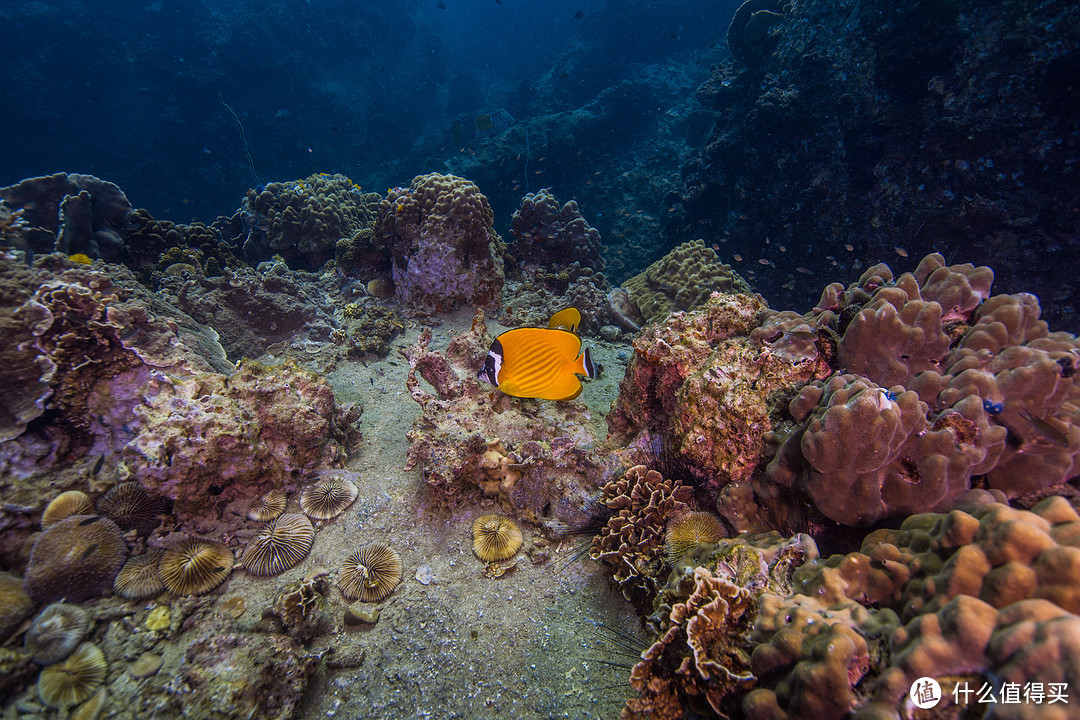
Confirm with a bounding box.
[344,302,404,356]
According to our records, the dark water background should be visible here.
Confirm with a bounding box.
[2,0,1078,328]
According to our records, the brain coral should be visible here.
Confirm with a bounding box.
[372,172,506,313]
[238,173,381,269]
[622,239,753,325]
[509,188,606,273]
[23,515,126,603]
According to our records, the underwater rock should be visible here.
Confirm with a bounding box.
[123,359,360,522]
[373,172,506,313]
[273,574,333,642]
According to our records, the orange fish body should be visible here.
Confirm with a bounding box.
[477,326,598,401]
[547,307,581,334]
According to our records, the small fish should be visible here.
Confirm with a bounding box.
[437,1,446,8]
[78,516,100,526]
[547,307,581,334]
[474,114,494,132]
[92,454,105,476]
[1020,409,1070,448]
[894,246,909,258]
[573,10,584,18]
[477,327,599,401]
[982,399,1004,415]
[81,543,100,560]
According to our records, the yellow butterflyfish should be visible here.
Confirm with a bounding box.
[477,308,600,401]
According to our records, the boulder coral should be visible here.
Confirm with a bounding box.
[373,172,506,313]
[509,188,606,273]
[622,239,753,325]
[236,172,381,269]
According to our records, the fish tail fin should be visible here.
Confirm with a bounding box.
[580,348,601,379]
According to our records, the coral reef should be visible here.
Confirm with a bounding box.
[372,172,506,313]
[0,173,131,259]
[235,172,381,269]
[509,188,606,273]
[123,359,359,521]
[609,290,824,495]
[622,240,753,325]
[591,465,693,612]
[674,0,1080,332]
[402,312,616,532]
[759,254,1080,527]
[22,515,126,603]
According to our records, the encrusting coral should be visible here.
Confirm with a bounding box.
[124,359,360,523]
[372,172,507,313]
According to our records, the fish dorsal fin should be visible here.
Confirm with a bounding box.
[548,307,582,334]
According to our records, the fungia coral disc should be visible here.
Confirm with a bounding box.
[471,515,523,562]
[158,539,234,596]
[338,543,402,602]
[300,476,358,520]
[242,513,315,576]
[37,641,107,709]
